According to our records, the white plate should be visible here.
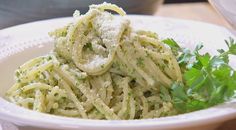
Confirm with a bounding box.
[0,16,236,130]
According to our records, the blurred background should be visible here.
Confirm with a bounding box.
[165,0,206,3]
[0,0,235,29]
[0,0,210,29]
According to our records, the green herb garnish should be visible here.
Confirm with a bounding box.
[164,37,236,113]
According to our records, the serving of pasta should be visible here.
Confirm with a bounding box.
[5,3,236,120]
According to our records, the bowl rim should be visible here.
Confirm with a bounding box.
[0,15,236,129]
[1,98,236,129]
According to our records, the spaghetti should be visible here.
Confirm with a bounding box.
[6,3,182,120]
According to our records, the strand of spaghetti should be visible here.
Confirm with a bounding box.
[54,8,95,60]
[50,54,60,66]
[129,93,135,119]
[143,47,171,59]
[71,20,112,75]
[115,56,147,87]
[133,42,172,86]
[162,58,178,80]
[97,77,107,103]
[95,72,113,105]
[136,30,158,39]
[88,109,104,119]
[54,66,119,119]
[164,66,176,80]
[142,48,172,70]
[148,48,182,82]
[69,69,87,79]
[66,68,90,104]
[33,89,46,112]
[104,72,114,105]
[117,47,155,86]
[17,56,44,71]
[90,3,126,16]
[148,50,178,81]
[141,47,174,70]
[147,96,162,103]
[121,46,161,87]
[6,83,21,95]
[145,49,176,80]
[72,7,129,75]
[82,100,94,112]
[118,77,131,119]
[45,86,67,113]
[138,35,181,82]
[42,71,56,86]
[21,83,52,92]
[112,102,122,113]
[20,61,53,83]
[7,96,18,104]
[169,54,183,82]
[143,55,172,86]
[57,77,88,118]
[146,109,163,119]
[138,35,169,53]
[48,25,69,38]
[56,109,80,117]
[66,68,88,102]
[78,82,119,120]
[18,98,34,109]
[133,87,149,118]
[122,41,165,86]
[89,77,100,93]
[89,76,107,104]
[45,95,55,113]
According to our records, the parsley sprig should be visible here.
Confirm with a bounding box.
[162,37,236,113]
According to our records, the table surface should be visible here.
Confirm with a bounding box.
[156,2,232,29]
[156,2,235,130]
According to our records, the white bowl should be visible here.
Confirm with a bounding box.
[0,16,236,130]
[209,0,236,29]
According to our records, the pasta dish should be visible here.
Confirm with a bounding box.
[5,3,236,120]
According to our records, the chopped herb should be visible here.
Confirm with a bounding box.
[136,57,145,68]
[47,56,52,61]
[84,42,93,51]
[17,79,21,83]
[15,71,20,77]
[128,92,132,96]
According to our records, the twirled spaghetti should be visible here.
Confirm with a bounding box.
[6,3,182,120]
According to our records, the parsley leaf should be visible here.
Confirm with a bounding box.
[225,37,236,54]
[162,38,180,56]
[218,37,236,63]
[166,37,236,113]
